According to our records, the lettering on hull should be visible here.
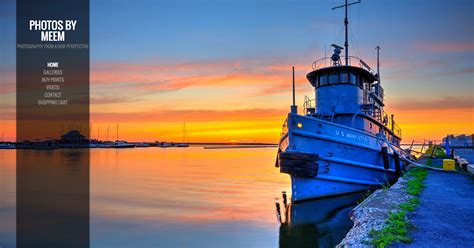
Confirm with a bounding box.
[335,129,369,144]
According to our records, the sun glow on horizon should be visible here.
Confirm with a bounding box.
[1,105,472,143]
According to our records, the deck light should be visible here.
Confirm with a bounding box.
[297,123,303,128]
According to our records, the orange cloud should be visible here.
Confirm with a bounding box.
[0,68,15,94]
[413,41,474,53]
[1,56,471,143]
[388,97,474,111]
[91,108,287,123]
[91,96,142,104]
[91,59,309,97]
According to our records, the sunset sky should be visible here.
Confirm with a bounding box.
[1,0,473,143]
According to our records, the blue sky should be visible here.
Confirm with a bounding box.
[89,0,472,60]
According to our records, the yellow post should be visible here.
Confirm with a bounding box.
[443,159,455,171]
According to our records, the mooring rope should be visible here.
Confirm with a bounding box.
[380,136,447,172]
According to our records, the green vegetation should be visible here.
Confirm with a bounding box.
[380,175,391,190]
[370,167,428,248]
[370,211,412,247]
[426,157,433,167]
[425,145,446,158]
[399,198,420,212]
[406,168,428,196]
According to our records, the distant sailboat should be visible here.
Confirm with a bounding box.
[0,131,15,149]
[113,141,135,148]
[98,124,113,148]
[98,142,113,148]
[0,143,15,149]
[175,123,189,147]
[135,142,150,147]
[113,124,135,148]
[89,125,100,148]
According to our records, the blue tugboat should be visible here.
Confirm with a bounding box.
[277,1,408,202]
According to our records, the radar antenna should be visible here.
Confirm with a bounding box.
[332,0,361,66]
[330,44,343,66]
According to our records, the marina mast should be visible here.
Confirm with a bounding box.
[183,122,187,143]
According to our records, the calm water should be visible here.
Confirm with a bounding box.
[0,147,359,247]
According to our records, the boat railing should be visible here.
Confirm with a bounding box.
[311,56,376,75]
[381,112,402,138]
[301,96,402,138]
[394,123,402,139]
[303,95,316,115]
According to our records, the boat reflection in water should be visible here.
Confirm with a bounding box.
[278,192,365,248]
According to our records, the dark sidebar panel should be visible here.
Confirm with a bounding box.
[16,0,90,247]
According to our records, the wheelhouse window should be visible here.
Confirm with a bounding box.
[319,74,328,86]
[328,73,338,84]
[340,72,349,83]
[350,72,358,84]
[316,72,368,87]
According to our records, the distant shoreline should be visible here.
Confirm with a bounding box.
[0,141,279,150]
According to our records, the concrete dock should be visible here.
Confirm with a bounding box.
[338,148,474,247]
[455,148,474,162]
[400,170,474,247]
[401,149,474,247]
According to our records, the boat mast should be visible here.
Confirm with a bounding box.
[332,0,361,66]
[376,46,381,83]
[290,66,297,114]
[183,122,186,143]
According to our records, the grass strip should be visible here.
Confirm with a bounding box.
[370,167,428,248]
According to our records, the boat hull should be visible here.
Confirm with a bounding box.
[112,142,136,148]
[113,145,135,148]
[278,113,405,202]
